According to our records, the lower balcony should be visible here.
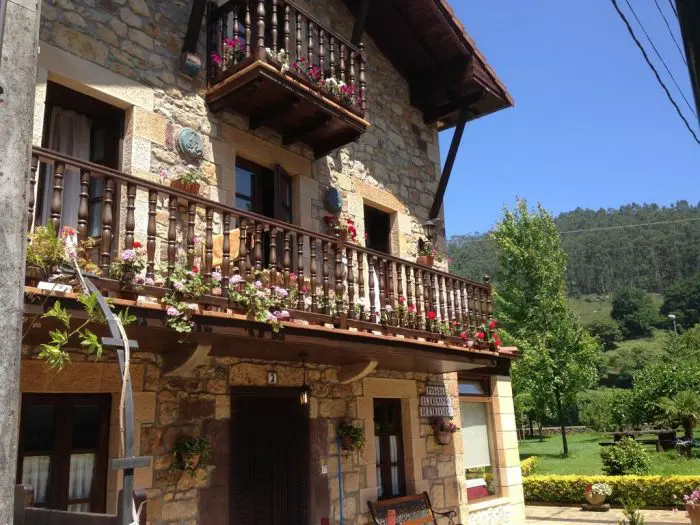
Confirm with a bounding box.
[206,0,370,158]
[23,147,515,375]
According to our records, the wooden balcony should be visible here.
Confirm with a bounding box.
[205,0,370,158]
[23,148,515,375]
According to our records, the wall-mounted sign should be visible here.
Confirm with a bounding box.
[419,383,454,418]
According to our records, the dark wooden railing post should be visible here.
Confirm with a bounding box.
[205,207,214,283]
[378,258,386,314]
[415,267,423,329]
[167,194,177,278]
[282,229,291,286]
[100,177,114,272]
[146,189,157,280]
[244,1,252,57]
[329,36,336,72]
[359,42,367,113]
[295,12,302,59]
[307,20,314,65]
[271,0,278,53]
[253,221,263,276]
[296,234,305,310]
[357,251,365,320]
[284,5,290,53]
[77,169,90,241]
[27,155,38,233]
[187,202,196,268]
[50,161,65,233]
[322,240,330,314]
[439,275,447,322]
[239,220,249,277]
[222,211,231,295]
[125,183,136,249]
[339,42,346,82]
[256,0,266,57]
[319,28,325,73]
[334,242,343,316]
[269,226,278,283]
[310,236,318,312]
[347,247,355,319]
[387,260,395,324]
[406,266,414,328]
[368,255,376,322]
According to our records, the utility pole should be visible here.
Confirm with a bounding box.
[0,0,42,523]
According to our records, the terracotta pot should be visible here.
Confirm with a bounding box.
[341,435,354,450]
[585,493,606,506]
[417,255,434,267]
[688,504,700,525]
[186,453,202,470]
[436,431,452,446]
[170,180,201,194]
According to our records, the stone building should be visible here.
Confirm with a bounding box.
[18,0,523,524]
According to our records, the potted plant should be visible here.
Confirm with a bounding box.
[685,489,700,525]
[337,421,365,452]
[109,242,147,298]
[474,318,501,351]
[417,238,446,267]
[170,436,211,477]
[323,214,358,244]
[430,417,458,445]
[584,483,612,506]
[161,263,221,338]
[160,168,207,195]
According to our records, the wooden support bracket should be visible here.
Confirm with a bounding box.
[163,343,213,377]
[337,360,378,384]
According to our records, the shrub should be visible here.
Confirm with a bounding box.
[600,437,650,475]
[521,456,538,477]
[523,475,700,506]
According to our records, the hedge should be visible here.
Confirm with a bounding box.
[524,475,700,507]
[520,456,538,477]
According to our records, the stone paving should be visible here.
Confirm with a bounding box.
[526,504,689,524]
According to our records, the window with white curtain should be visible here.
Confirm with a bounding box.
[459,379,499,501]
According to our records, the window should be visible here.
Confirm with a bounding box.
[17,395,111,513]
[374,399,405,500]
[364,205,391,254]
[459,380,499,501]
[235,158,292,222]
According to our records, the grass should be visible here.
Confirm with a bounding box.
[520,432,700,475]
[568,295,612,325]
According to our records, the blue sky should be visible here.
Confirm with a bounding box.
[440,0,700,237]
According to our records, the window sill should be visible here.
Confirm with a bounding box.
[467,496,511,512]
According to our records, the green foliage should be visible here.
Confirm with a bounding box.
[26,223,69,279]
[662,276,700,330]
[611,286,659,339]
[337,421,365,452]
[600,438,651,475]
[667,324,700,361]
[657,390,700,439]
[523,474,700,506]
[170,436,211,476]
[578,389,631,432]
[630,362,700,426]
[521,456,538,477]
[586,319,624,350]
[619,498,646,525]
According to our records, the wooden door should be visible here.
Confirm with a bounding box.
[230,390,309,525]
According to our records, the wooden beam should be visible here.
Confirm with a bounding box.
[429,106,469,220]
[390,0,439,63]
[182,0,208,54]
[337,360,378,384]
[249,97,300,130]
[409,59,474,107]
[282,115,330,145]
[351,0,370,45]
[423,89,483,124]
[162,343,212,376]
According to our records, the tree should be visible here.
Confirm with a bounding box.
[630,362,700,426]
[662,276,700,330]
[657,390,700,441]
[579,389,632,432]
[586,319,624,350]
[493,199,600,456]
[611,286,658,338]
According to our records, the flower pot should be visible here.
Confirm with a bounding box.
[436,431,452,446]
[341,435,354,450]
[417,255,434,267]
[170,180,201,195]
[186,453,202,471]
[585,493,606,506]
[688,504,700,525]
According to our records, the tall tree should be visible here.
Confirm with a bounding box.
[493,199,600,456]
[611,286,658,338]
[662,275,700,330]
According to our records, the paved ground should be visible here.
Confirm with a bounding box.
[526,505,688,524]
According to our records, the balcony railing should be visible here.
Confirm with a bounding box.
[205,0,369,157]
[26,147,495,351]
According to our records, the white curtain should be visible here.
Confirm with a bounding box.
[460,401,492,469]
[68,453,96,513]
[40,107,92,230]
[21,456,51,504]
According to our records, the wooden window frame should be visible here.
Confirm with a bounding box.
[373,398,406,500]
[17,394,111,513]
[235,158,293,223]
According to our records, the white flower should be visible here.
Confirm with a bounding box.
[231,274,244,284]
[212,271,222,282]
[385,305,393,313]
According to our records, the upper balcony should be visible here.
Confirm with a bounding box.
[23,148,515,375]
[205,0,370,158]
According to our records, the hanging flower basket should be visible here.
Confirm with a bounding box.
[170,180,201,195]
[436,431,452,446]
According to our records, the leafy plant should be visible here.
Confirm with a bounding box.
[323,214,358,243]
[170,436,211,477]
[109,242,147,287]
[337,421,365,452]
[162,264,220,337]
[520,456,538,477]
[159,168,207,185]
[430,417,458,433]
[611,286,658,339]
[618,498,645,525]
[417,237,446,263]
[657,390,700,443]
[228,271,300,333]
[586,482,612,496]
[600,437,651,475]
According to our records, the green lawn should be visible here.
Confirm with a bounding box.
[519,432,700,476]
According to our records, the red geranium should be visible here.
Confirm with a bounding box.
[476,331,485,340]
[488,319,498,330]
[460,331,469,341]
[427,311,436,320]
[408,304,416,313]
[133,241,142,249]
[398,296,405,304]
[192,265,199,273]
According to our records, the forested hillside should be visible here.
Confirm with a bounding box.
[449,201,700,295]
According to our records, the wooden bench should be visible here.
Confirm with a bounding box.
[367,492,459,525]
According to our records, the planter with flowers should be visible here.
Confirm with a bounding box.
[109,242,147,299]
[430,418,458,446]
[211,37,245,75]
[416,238,446,267]
[162,264,220,338]
[685,489,700,525]
[323,214,358,245]
[583,483,612,507]
[161,168,207,195]
[474,318,501,351]
[337,421,365,452]
[170,435,211,478]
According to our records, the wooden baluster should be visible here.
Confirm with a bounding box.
[186,203,196,268]
[459,282,469,332]
[283,5,290,53]
[357,251,365,321]
[368,255,376,322]
[431,273,439,323]
[167,194,177,278]
[205,207,213,283]
[244,1,251,57]
[269,226,278,284]
[321,240,330,314]
[50,162,65,233]
[397,263,404,327]
[378,258,386,314]
[479,285,487,326]
[422,270,431,328]
[99,178,114,272]
[77,170,90,242]
[452,280,463,329]
[319,29,325,74]
[238,220,249,277]
[222,212,231,295]
[256,0,265,54]
[446,278,454,324]
[349,48,356,92]
[439,275,447,323]
[329,36,336,73]
[146,190,157,279]
[271,0,278,53]
[415,268,423,330]
[466,284,475,332]
[295,12,302,60]
[387,260,395,325]
[282,229,291,287]
[334,242,343,315]
[27,155,38,232]
[221,8,229,57]
[253,221,263,276]
[296,234,305,310]
[124,183,136,249]
[359,42,367,113]
[347,247,355,319]
[486,282,494,319]
[310,237,318,312]
[339,42,346,82]
[307,19,314,65]
[233,6,239,43]
[405,266,414,328]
